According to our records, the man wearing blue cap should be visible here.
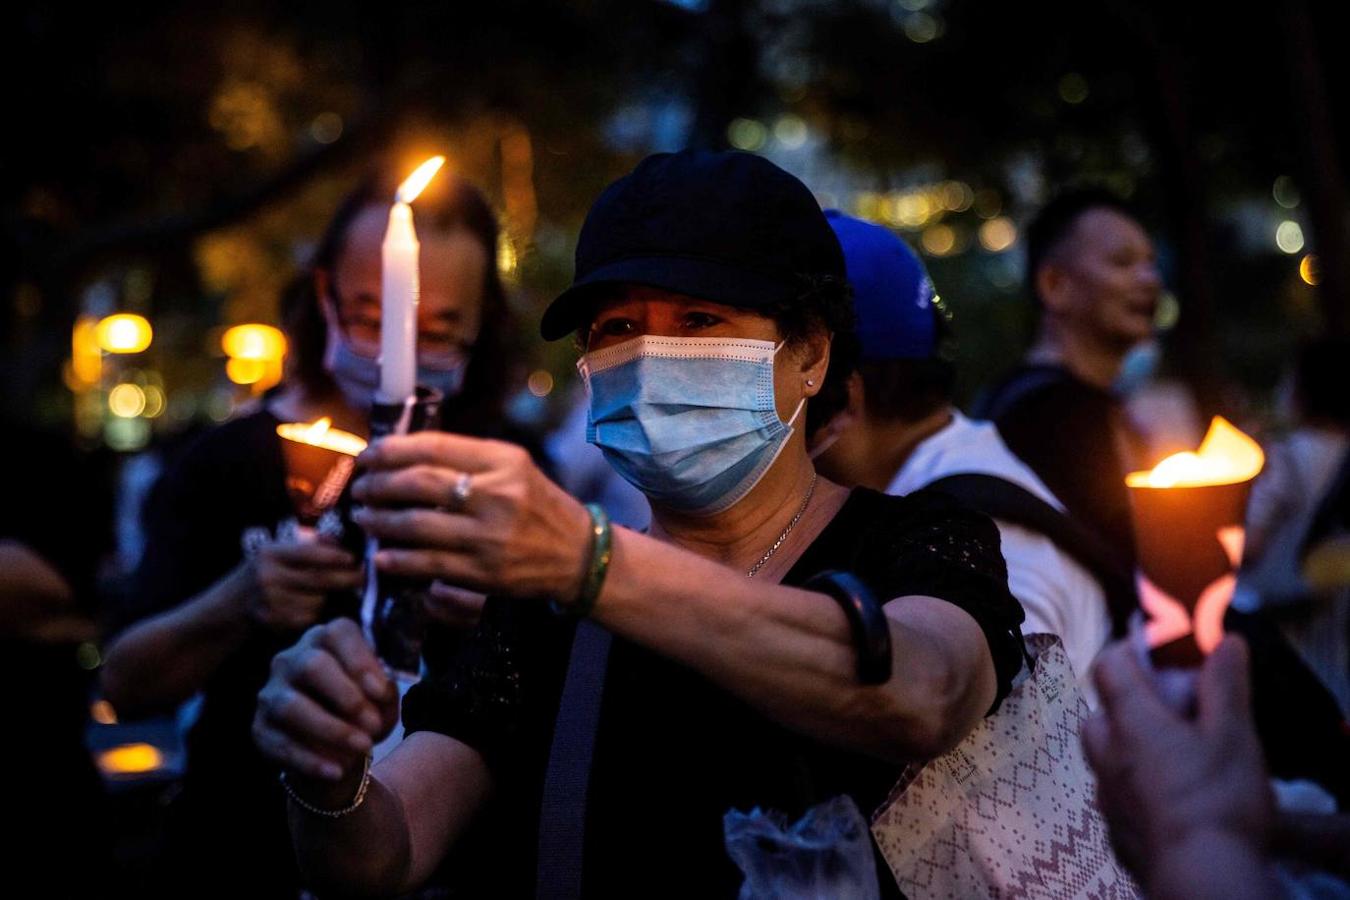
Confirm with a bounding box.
[814,211,1117,697]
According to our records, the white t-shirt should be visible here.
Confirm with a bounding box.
[886,412,1112,705]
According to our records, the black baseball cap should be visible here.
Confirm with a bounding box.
[540,150,845,341]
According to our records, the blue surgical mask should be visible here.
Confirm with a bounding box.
[579,335,804,516]
[324,318,468,411]
[1113,338,1160,397]
[416,350,469,400]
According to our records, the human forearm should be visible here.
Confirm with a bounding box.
[287,772,414,897]
[592,528,995,760]
[349,436,997,757]
[101,564,252,715]
[281,729,491,896]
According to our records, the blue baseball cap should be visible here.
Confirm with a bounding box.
[825,210,942,360]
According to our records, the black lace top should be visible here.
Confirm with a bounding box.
[403,487,1026,898]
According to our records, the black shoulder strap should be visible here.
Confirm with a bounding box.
[536,619,612,900]
[974,367,1075,421]
[925,473,1137,637]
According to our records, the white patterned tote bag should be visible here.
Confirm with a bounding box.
[870,633,1140,899]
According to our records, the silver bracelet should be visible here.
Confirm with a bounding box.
[279,754,372,818]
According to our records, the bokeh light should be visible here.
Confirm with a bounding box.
[978,217,1017,253]
[903,12,941,43]
[922,224,957,256]
[527,369,555,397]
[226,358,267,385]
[95,314,153,354]
[221,323,286,361]
[773,115,808,149]
[1273,175,1300,209]
[108,383,147,418]
[1058,73,1089,105]
[309,112,343,144]
[727,118,767,151]
[1276,220,1305,255]
[1300,253,1321,285]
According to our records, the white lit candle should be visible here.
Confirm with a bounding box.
[379,156,447,403]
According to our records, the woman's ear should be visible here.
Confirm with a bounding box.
[808,370,863,459]
[798,327,832,399]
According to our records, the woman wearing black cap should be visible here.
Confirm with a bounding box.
[254,151,1025,897]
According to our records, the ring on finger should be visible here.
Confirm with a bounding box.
[448,471,473,510]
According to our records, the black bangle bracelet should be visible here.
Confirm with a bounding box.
[804,570,892,685]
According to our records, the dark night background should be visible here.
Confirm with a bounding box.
[4,0,1347,440]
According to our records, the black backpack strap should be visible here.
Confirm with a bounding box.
[536,619,612,900]
[925,473,1138,637]
[974,367,1076,421]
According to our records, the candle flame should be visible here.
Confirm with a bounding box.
[98,743,164,776]
[396,155,447,204]
[1126,416,1264,488]
[276,417,368,456]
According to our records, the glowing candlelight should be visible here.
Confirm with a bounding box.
[396,156,447,204]
[1125,416,1265,666]
[1126,416,1265,489]
[276,417,367,456]
[97,743,164,776]
[277,417,368,522]
[380,155,447,403]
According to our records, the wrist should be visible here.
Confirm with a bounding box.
[550,503,613,617]
[281,756,372,817]
[212,561,264,632]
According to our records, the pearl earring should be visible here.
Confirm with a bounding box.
[806,379,815,387]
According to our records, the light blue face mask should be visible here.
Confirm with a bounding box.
[1113,338,1161,398]
[324,317,467,411]
[579,335,804,516]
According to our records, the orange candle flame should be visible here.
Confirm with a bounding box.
[396,155,447,204]
[98,743,164,776]
[276,417,367,456]
[1126,416,1264,489]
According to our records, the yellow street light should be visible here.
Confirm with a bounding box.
[221,323,287,361]
[95,314,153,354]
[226,357,267,385]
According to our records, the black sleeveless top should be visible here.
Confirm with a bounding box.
[403,487,1026,898]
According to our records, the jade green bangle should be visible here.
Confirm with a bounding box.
[552,503,612,618]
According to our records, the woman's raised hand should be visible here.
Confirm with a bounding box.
[253,618,399,782]
[350,433,593,602]
[243,534,364,632]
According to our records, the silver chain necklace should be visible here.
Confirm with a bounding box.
[746,473,819,577]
